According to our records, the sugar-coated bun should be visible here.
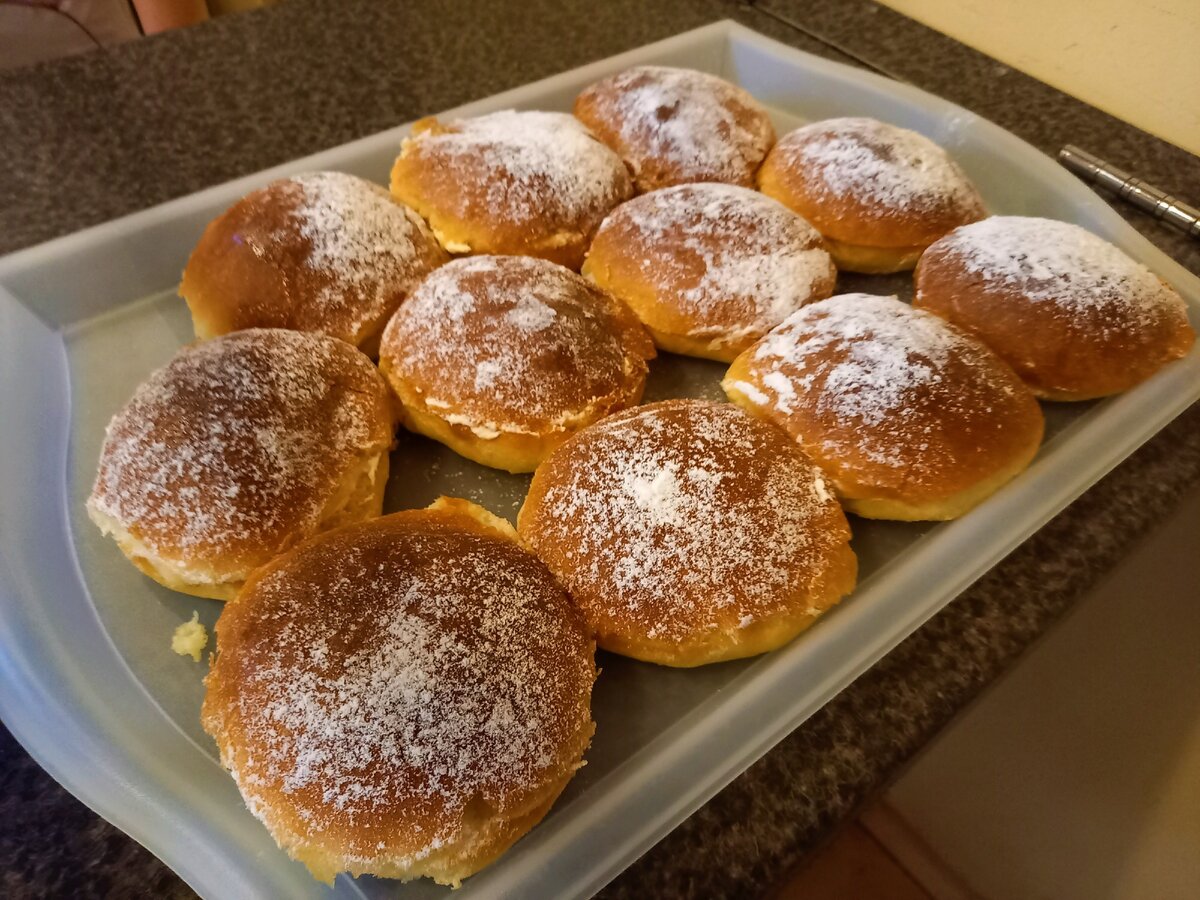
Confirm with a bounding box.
[389,111,632,270]
[379,255,655,473]
[202,498,596,886]
[180,172,448,355]
[583,183,836,361]
[757,118,986,273]
[574,66,775,194]
[87,329,395,600]
[518,400,856,666]
[723,295,1044,521]
[914,216,1195,400]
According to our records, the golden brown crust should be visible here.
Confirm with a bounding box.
[574,66,776,193]
[913,217,1195,399]
[202,501,596,886]
[87,329,395,597]
[389,111,632,270]
[518,400,857,666]
[722,295,1044,521]
[757,117,985,272]
[379,256,654,473]
[180,172,447,351]
[582,183,837,362]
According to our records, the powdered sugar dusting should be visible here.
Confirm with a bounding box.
[473,359,503,390]
[88,329,391,567]
[381,256,651,434]
[289,172,434,286]
[504,294,558,332]
[523,401,847,642]
[403,110,630,227]
[183,172,446,348]
[600,183,836,342]
[579,66,774,190]
[743,294,1022,471]
[934,216,1181,322]
[225,172,445,342]
[781,118,981,214]
[204,517,593,864]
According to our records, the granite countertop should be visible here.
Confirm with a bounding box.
[1,1,1197,898]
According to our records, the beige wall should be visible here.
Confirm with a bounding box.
[876,0,1200,156]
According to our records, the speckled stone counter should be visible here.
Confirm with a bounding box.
[1,1,1197,898]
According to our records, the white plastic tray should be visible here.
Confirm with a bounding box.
[2,20,1198,900]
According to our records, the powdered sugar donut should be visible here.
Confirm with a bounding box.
[723,294,1044,521]
[583,183,836,361]
[180,172,448,355]
[87,329,395,599]
[574,66,775,193]
[202,498,596,886]
[379,255,654,473]
[389,110,632,270]
[758,117,986,273]
[518,399,856,666]
[914,216,1195,400]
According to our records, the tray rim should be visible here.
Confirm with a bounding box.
[1,18,1199,900]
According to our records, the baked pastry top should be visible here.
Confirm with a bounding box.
[202,499,596,886]
[723,294,1044,520]
[88,328,394,598]
[379,255,654,473]
[574,65,775,193]
[914,216,1195,400]
[757,117,985,272]
[389,110,632,270]
[518,399,856,666]
[180,171,447,354]
[582,182,837,361]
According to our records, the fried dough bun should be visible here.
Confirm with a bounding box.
[574,65,775,193]
[583,182,836,361]
[87,328,395,599]
[389,111,632,270]
[723,294,1044,520]
[914,216,1195,400]
[518,399,856,666]
[180,172,447,356]
[757,117,985,273]
[379,255,654,473]
[202,498,596,886]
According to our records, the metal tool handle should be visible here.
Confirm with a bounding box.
[1059,145,1200,240]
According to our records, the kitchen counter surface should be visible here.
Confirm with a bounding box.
[1,1,1197,898]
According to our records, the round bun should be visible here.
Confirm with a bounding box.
[574,65,776,193]
[723,294,1044,521]
[87,329,395,599]
[389,110,632,270]
[379,255,655,473]
[914,216,1195,400]
[757,117,986,273]
[202,498,596,886]
[583,183,837,361]
[517,399,857,666]
[180,172,448,356]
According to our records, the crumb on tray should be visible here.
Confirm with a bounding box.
[172,611,209,663]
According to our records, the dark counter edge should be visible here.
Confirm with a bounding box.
[0,1,1198,899]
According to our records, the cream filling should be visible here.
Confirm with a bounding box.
[431,228,472,254]
[420,395,602,441]
[441,413,503,440]
[725,379,770,407]
[86,500,245,592]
